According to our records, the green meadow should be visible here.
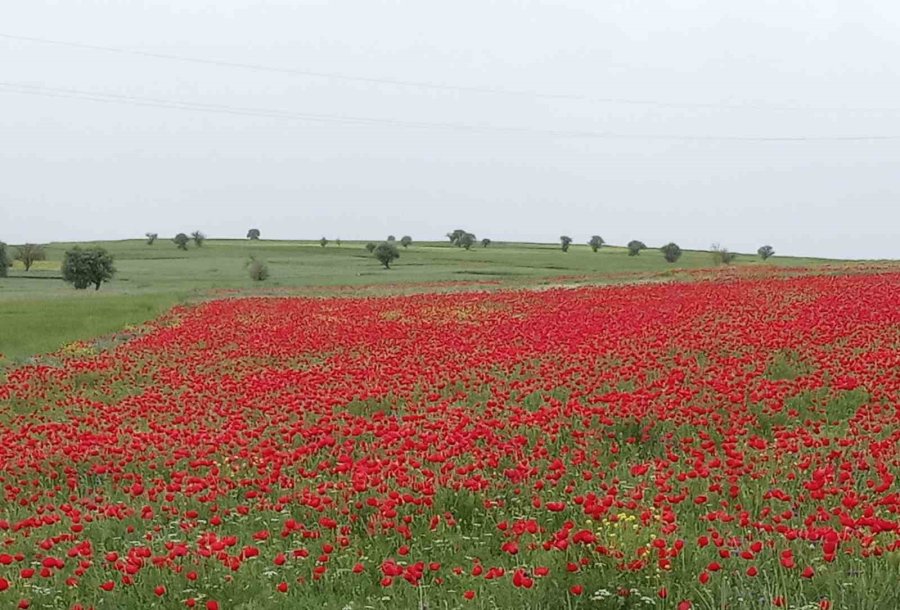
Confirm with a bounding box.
[0,238,874,364]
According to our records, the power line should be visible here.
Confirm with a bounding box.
[2,81,899,142]
[2,31,898,114]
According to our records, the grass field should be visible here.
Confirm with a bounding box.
[0,237,886,364]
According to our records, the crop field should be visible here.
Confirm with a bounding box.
[0,270,898,609]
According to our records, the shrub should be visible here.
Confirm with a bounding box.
[174,233,190,250]
[560,235,572,252]
[320,237,329,247]
[711,243,736,265]
[481,238,491,248]
[191,231,205,247]
[0,242,10,277]
[14,243,46,271]
[145,233,158,245]
[588,235,604,252]
[247,257,269,281]
[61,247,115,290]
[247,229,260,240]
[365,242,377,253]
[400,236,412,248]
[373,242,400,268]
[627,240,647,256]
[660,242,682,263]
[758,245,775,261]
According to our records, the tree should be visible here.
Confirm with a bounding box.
[0,242,10,277]
[174,233,190,250]
[14,244,46,271]
[320,237,329,247]
[247,257,269,281]
[373,242,400,269]
[710,243,736,265]
[446,229,466,246]
[458,233,476,250]
[660,242,682,263]
[400,235,413,248]
[560,235,573,252]
[588,235,605,252]
[61,247,115,290]
[145,233,158,245]
[758,245,775,261]
[247,228,261,240]
[365,242,377,253]
[191,231,205,247]
[481,238,492,248]
[387,235,396,242]
[627,240,647,256]
[336,238,342,247]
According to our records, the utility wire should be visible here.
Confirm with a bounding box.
[2,81,899,142]
[2,31,898,114]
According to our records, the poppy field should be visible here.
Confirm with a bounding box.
[0,271,898,610]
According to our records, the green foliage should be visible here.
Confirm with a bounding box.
[660,242,682,263]
[364,242,376,253]
[373,242,400,268]
[400,235,412,248]
[173,233,190,250]
[0,242,10,277]
[247,257,269,281]
[319,237,329,247]
[627,240,647,256]
[14,243,46,271]
[145,233,158,245]
[588,235,604,252]
[711,243,737,265]
[191,231,206,247]
[481,238,491,248]
[458,233,476,250]
[61,247,116,290]
[247,228,260,240]
[560,235,572,252]
[387,235,396,242]
[758,245,775,260]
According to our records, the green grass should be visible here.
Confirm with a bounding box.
[0,238,884,363]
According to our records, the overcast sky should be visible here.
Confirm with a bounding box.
[2,0,899,258]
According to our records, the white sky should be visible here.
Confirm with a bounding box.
[1,0,899,258]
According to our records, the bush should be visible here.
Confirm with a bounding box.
[373,242,400,268]
[758,245,775,261]
[627,240,647,256]
[14,243,46,271]
[400,236,412,248]
[660,242,682,263]
[365,242,377,253]
[588,235,604,252]
[560,235,572,252]
[0,242,10,277]
[191,231,206,247]
[247,257,269,281]
[174,233,190,250]
[145,233,158,245]
[711,243,736,265]
[61,247,115,290]
[320,237,329,247]
[481,238,491,248]
[247,228,261,240]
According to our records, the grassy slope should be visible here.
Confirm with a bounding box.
[0,238,872,363]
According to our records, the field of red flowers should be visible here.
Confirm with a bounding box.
[0,272,898,610]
